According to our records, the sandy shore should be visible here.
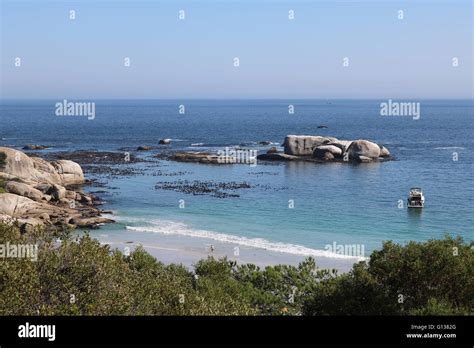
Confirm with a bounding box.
[86,228,360,273]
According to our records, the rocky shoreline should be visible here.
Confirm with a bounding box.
[0,135,392,231]
[0,147,114,232]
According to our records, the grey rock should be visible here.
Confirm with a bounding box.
[347,140,381,159]
[313,145,343,159]
[358,155,373,163]
[23,144,49,150]
[257,153,301,161]
[137,145,152,151]
[0,147,113,231]
[379,145,391,157]
[283,135,338,156]
[267,147,278,154]
[5,181,45,202]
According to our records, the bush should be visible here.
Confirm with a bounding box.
[0,152,5,168]
[0,223,472,316]
[303,236,473,315]
[232,258,332,315]
[0,224,257,315]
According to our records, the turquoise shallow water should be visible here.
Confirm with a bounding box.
[1,100,473,258]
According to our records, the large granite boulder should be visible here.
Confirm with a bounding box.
[313,145,343,159]
[0,147,84,185]
[0,193,61,219]
[51,160,84,185]
[347,140,381,159]
[5,181,46,202]
[283,135,338,156]
[0,147,42,183]
[0,147,113,230]
[0,192,113,230]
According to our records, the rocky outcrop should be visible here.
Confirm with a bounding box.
[23,144,49,150]
[159,139,171,145]
[167,152,235,164]
[255,153,302,161]
[258,135,392,163]
[168,152,218,163]
[283,135,338,156]
[267,147,278,154]
[347,140,381,159]
[0,147,113,231]
[162,147,259,165]
[0,147,84,185]
[137,145,152,151]
[156,135,391,165]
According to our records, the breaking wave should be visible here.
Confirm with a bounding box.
[434,146,466,150]
[125,219,363,260]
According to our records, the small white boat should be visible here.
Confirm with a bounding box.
[407,188,425,208]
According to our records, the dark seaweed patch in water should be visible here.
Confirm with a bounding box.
[155,180,251,198]
[151,170,191,177]
[82,164,145,177]
[247,171,279,176]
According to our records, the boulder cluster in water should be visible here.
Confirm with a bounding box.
[161,135,392,165]
[0,147,114,232]
[258,135,391,163]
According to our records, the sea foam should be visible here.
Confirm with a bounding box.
[125,219,363,260]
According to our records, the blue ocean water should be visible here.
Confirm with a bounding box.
[1,100,473,257]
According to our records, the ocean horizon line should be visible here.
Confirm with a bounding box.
[2,97,473,102]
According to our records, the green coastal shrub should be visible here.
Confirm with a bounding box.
[0,152,6,168]
[231,258,332,315]
[302,236,473,315]
[0,224,257,315]
[0,151,6,193]
[0,222,472,316]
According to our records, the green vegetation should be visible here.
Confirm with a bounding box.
[0,223,472,315]
[0,152,5,193]
[303,238,473,315]
[0,152,5,167]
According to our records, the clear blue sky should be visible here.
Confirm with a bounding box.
[1,0,472,99]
